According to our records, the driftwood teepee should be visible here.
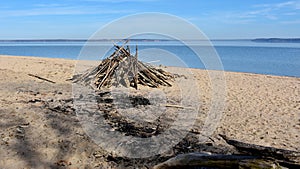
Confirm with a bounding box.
[74,43,173,90]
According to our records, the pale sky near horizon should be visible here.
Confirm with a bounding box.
[0,0,300,39]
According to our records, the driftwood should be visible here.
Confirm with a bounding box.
[73,42,173,90]
[161,104,195,110]
[219,134,300,165]
[153,153,280,169]
[28,73,56,83]
[153,135,300,169]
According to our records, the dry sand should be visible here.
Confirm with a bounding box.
[0,55,299,168]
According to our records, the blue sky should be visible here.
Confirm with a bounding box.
[0,0,300,39]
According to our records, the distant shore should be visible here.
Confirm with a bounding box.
[0,38,299,43]
[252,38,300,43]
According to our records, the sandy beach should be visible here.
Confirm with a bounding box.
[0,55,299,168]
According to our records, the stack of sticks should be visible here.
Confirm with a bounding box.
[74,43,173,90]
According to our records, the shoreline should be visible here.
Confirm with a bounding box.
[1,54,299,79]
[0,55,299,168]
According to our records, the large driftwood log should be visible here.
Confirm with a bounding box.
[219,134,300,165]
[153,153,281,169]
[153,135,300,169]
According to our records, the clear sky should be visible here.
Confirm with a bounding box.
[1,0,300,39]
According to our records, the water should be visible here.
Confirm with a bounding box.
[0,40,299,77]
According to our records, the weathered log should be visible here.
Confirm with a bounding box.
[219,134,300,164]
[153,135,300,169]
[153,153,281,169]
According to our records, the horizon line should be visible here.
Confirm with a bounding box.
[0,38,299,42]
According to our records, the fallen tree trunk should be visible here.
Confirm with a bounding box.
[153,153,280,169]
[153,135,300,169]
[219,134,300,164]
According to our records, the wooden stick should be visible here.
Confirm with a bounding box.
[28,74,55,84]
[161,104,195,110]
[133,46,138,89]
[98,61,118,88]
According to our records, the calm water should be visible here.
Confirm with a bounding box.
[0,40,299,77]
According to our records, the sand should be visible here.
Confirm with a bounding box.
[0,55,299,168]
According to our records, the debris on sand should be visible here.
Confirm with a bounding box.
[73,42,174,90]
